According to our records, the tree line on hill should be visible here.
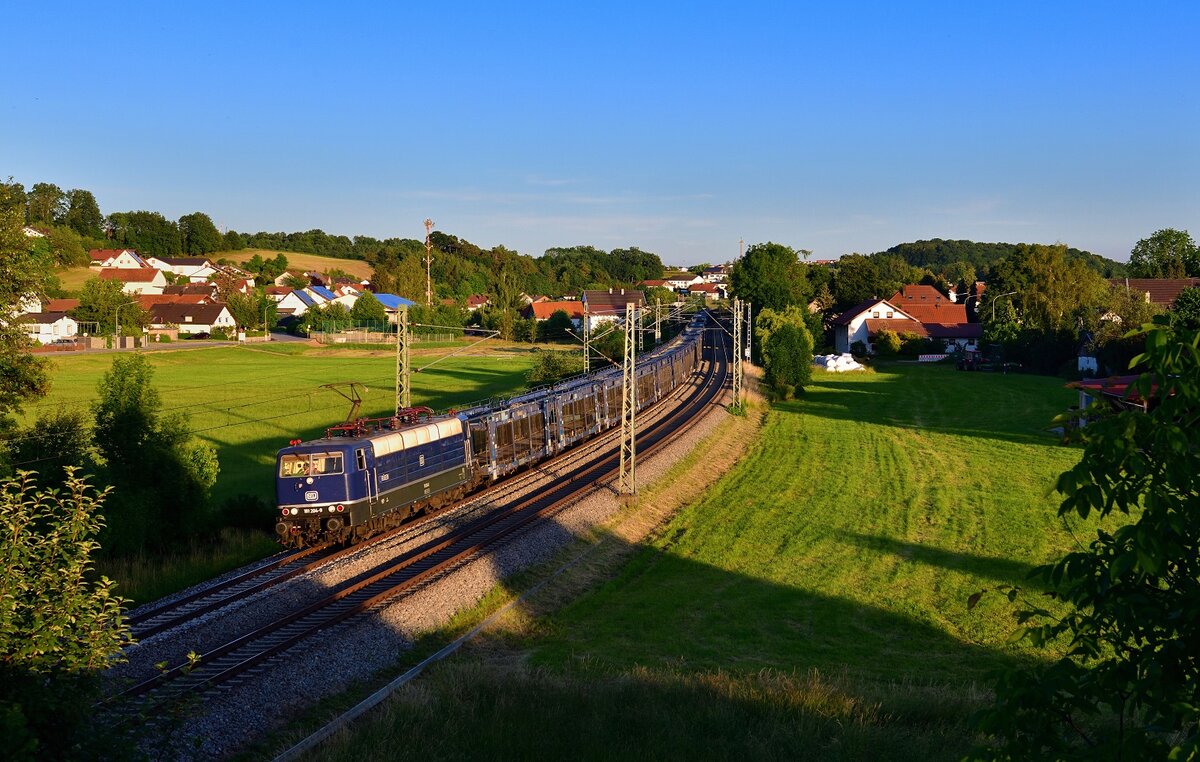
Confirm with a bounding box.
[729,230,1199,377]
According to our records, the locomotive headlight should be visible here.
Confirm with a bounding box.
[290,508,298,515]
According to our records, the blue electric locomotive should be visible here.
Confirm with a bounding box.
[275,312,709,547]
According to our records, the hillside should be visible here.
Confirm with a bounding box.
[880,238,1128,277]
[216,249,374,280]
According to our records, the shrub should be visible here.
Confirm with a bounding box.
[873,329,901,355]
[763,323,813,398]
[527,350,585,385]
[850,340,867,356]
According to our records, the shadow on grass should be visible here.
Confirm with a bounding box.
[295,528,1020,762]
[802,364,1076,449]
[837,530,1045,591]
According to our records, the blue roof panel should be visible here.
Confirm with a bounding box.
[374,293,417,309]
[310,285,336,300]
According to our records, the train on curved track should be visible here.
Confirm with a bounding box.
[274,312,710,547]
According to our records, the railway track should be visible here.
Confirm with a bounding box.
[107,321,728,726]
[123,324,713,645]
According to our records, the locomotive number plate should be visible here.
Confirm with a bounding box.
[305,490,319,501]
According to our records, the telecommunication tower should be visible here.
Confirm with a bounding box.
[423,218,434,307]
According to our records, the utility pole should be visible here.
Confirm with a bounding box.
[654,301,662,344]
[423,218,434,307]
[637,306,644,353]
[618,302,637,495]
[731,297,743,405]
[395,306,411,412]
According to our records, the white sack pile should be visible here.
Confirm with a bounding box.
[813,353,866,372]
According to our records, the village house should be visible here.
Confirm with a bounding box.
[147,303,237,335]
[18,312,79,344]
[1108,278,1200,308]
[89,249,148,269]
[831,284,982,354]
[145,256,217,282]
[276,289,319,316]
[663,273,702,291]
[701,264,731,283]
[520,300,586,327]
[640,279,669,290]
[100,267,167,295]
[688,282,727,301]
[581,288,646,329]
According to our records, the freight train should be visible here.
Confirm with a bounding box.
[274,312,709,547]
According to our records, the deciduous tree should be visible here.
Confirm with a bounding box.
[730,242,808,316]
[25,182,66,225]
[973,319,1200,759]
[178,212,222,255]
[350,291,387,325]
[0,180,51,434]
[62,189,103,238]
[71,277,145,335]
[1128,227,1198,278]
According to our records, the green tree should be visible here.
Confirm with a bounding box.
[62,189,103,238]
[0,471,130,760]
[831,254,881,308]
[729,242,808,315]
[1128,228,1198,278]
[0,181,51,434]
[754,305,816,388]
[222,229,245,250]
[1170,286,1200,330]
[527,349,585,385]
[543,309,575,341]
[43,225,87,267]
[350,291,387,325]
[93,355,218,554]
[762,323,813,399]
[25,183,66,225]
[107,210,180,257]
[3,407,95,489]
[71,278,145,336]
[178,212,222,255]
[972,319,1200,759]
[987,243,1111,333]
[224,289,276,330]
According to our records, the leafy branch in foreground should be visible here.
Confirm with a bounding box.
[0,469,131,759]
[970,317,1200,760]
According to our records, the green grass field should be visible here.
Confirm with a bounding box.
[26,343,536,507]
[305,363,1103,760]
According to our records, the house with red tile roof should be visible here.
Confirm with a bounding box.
[1108,278,1200,308]
[99,267,167,295]
[688,282,727,300]
[832,293,981,354]
[89,249,147,269]
[521,300,586,324]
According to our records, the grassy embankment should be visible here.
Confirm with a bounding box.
[303,363,1103,761]
[25,341,537,602]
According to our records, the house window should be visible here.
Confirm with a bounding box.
[886,312,893,319]
[871,311,879,318]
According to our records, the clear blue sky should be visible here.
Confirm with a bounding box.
[4,1,1197,266]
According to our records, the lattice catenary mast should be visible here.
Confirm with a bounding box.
[395,305,411,412]
[731,296,743,405]
[618,302,638,495]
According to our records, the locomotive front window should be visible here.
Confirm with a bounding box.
[279,452,344,477]
[311,453,344,475]
[279,454,310,477]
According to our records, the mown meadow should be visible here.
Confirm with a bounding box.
[23,341,537,601]
[304,363,1105,760]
